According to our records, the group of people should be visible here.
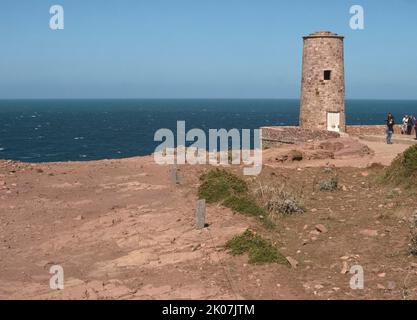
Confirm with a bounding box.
[386,113,417,144]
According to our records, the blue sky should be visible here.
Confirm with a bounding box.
[0,0,416,99]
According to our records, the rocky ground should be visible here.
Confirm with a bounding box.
[0,134,417,300]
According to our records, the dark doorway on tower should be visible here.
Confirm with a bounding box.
[324,70,332,80]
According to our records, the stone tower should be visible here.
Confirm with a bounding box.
[299,31,345,132]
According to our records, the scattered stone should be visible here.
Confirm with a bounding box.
[378,273,386,278]
[286,256,299,269]
[315,224,328,233]
[288,150,303,161]
[310,230,320,236]
[74,215,84,221]
[311,208,318,213]
[341,261,349,274]
[387,281,396,290]
[361,171,369,177]
[360,229,378,237]
[192,244,201,252]
[377,284,385,290]
[314,284,324,290]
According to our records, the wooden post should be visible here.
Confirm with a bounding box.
[196,199,206,229]
[171,165,180,185]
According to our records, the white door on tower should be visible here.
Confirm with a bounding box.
[327,112,340,132]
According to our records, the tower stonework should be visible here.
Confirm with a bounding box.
[299,31,345,132]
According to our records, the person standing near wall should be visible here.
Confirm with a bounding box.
[386,113,395,144]
[414,115,417,140]
[402,115,408,134]
[407,115,413,135]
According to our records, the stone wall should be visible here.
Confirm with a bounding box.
[346,125,402,136]
[262,125,403,144]
[299,32,345,132]
[262,126,340,145]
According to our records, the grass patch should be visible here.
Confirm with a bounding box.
[198,168,247,203]
[223,195,266,217]
[198,169,270,225]
[382,144,417,189]
[225,229,287,264]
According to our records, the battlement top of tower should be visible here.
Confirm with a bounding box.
[303,31,344,39]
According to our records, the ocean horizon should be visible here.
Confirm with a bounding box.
[1,98,416,163]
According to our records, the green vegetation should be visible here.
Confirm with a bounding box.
[223,195,266,217]
[382,144,417,189]
[319,176,339,191]
[198,169,248,203]
[225,229,287,264]
[198,169,269,222]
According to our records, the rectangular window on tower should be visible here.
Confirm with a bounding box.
[324,70,332,80]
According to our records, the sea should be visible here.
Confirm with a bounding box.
[0,99,416,163]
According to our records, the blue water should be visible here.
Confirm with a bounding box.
[0,99,416,163]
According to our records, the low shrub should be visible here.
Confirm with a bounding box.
[225,229,287,264]
[319,177,338,191]
[382,144,417,189]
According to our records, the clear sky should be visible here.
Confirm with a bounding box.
[1,0,416,99]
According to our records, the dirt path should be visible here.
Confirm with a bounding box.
[355,137,415,166]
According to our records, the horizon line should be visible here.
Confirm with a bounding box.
[1,97,417,101]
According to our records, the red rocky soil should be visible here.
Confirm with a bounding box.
[0,136,417,300]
